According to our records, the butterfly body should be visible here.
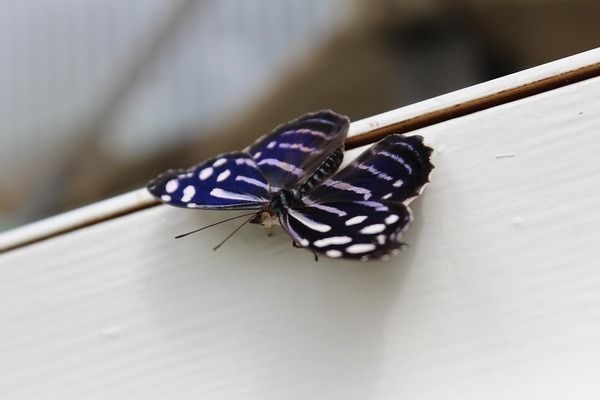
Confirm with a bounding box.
[248,189,297,228]
[248,144,345,229]
[147,110,433,260]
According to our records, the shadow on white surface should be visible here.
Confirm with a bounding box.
[139,203,425,397]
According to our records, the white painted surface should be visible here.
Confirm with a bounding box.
[0,189,155,252]
[1,62,600,398]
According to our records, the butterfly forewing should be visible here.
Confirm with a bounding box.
[147,152,269,210]
[281,201,412,260]
[244,110,349,190]
[307,134,434,204]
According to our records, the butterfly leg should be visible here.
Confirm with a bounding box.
[312,251,319,262]
[292,241,319,262]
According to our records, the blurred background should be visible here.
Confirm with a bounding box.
[0,0,598,231]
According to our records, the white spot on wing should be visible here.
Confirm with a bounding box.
[393,179,404,187]
[282,128,330,139]
[186,202,197,208]
[165,179,178,193]
[253,151,262,159]
[345,215,367,226]
[354,162,393,181]
[355,201,389,211]
[210,188,264,202]
[385,215,399,224]
[267,141,277,149]
[235,158,258,168]
[360,224,386,234]
[278,142,317,153]
[309,204,347,217]
[181,185,196,202]
[258,159,303,176]
[379,151,412,174]
[326,249,342,258]
[199,167,213,180]
[346,243,376,254]
[382,193,392,200]
[161,194,171,202]
[213,158,227,167]
[324,179,371,200]
[313,236,352,248]
[236,175,268,190]
[216,169,231,182]
[288,210,331,232]
[376,234,386,245]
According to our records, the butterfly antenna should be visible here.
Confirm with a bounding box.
[213,215,255,251]
[175,212,256,239]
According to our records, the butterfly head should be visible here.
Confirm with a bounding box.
[250,189,301,228]
[249,210,279,229]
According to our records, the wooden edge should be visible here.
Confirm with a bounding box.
[345,61,600,150]
[0,190,159,254]
[1,49,599,254]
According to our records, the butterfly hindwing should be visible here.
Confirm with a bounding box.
[281,200,412,260]
[147,152,269,210]
[244,110,349,190]
[307,134,434,204]
[281,133,434,260]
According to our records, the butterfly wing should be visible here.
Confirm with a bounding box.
[147,152,269,210]
[281,200,412,260]
[282,134,434,260]
[308,134,434,203]
[244,110,349,190]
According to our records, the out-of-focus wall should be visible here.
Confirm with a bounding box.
[1,0,598,230]
[0,0,350,228]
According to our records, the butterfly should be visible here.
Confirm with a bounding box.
[147,110,433,260]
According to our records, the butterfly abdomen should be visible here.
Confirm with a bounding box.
[297,147,344,197]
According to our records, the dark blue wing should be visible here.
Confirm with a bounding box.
[282,134,433,260]
[306,134,434,204]
[281,200,412,260]
[244,110,349,190]
[147,152,269,210]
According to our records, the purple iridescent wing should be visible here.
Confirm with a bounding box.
[244,110,349,190]
[147,152,269,210]
[308,134,434,204]
[282,134,434,260]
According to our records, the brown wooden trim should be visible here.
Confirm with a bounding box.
[2,61,599,254]
[346,62,600,150]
